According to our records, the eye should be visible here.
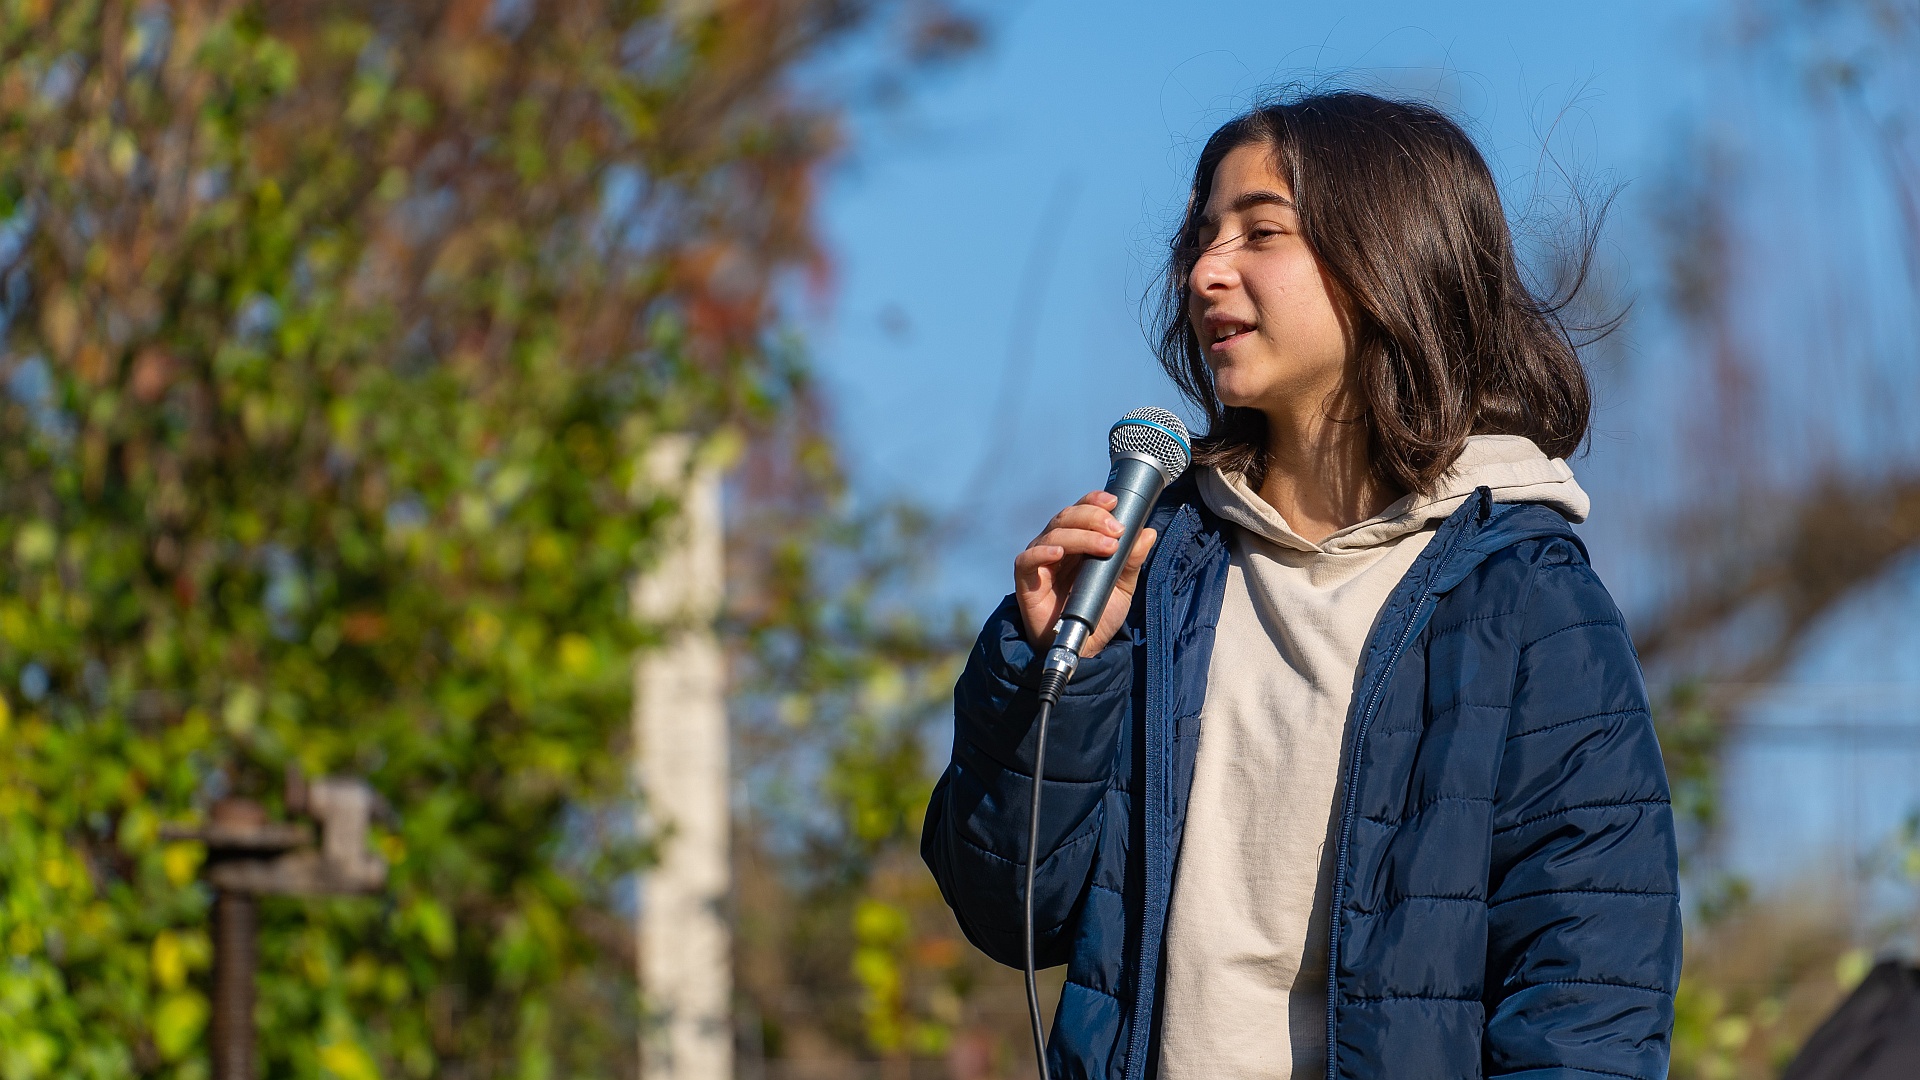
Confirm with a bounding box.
[1246,225,1282,242]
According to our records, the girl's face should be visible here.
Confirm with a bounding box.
[1186,142,1357,419]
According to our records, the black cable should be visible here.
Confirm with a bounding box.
[1025,670,1068,1080]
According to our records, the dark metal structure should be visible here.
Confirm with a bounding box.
[163,776,387,1080]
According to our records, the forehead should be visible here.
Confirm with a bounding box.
[1200,142,1292,221]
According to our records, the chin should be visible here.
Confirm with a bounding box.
[1209,378,1267,411]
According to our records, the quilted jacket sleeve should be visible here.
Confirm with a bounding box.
[921,593,1134,969]
[1483,542,1683,1080]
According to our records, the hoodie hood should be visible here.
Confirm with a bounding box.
[1197,434,1588,556]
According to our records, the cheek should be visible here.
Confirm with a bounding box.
[1249,256,1346,348]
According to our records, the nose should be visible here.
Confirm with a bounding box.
[1189,241,1238,295]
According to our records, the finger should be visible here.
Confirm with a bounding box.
[1125,527,1158,567]
[1015,540,1071,605]
[1047,504,1122,536]
[1036,494,1119,540]
[1114,527,1158,592]
[1035,527,1122,558]
[1017,562,1054,601]
[1014,544,1064,578]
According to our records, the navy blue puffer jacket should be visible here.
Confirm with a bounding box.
[922,478,1682,1080]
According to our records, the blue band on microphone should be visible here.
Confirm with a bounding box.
[1109,417,1191,457]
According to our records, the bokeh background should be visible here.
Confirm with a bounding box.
[0,1,1916,1078]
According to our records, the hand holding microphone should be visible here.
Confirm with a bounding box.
[1014,490,1158,659]
[1016,407,1191,703]
[1012,408,1190,1080]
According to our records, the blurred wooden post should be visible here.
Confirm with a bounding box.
[163,778,386,1080]
[633,436,731,1080]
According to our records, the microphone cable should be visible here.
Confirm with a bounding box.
[1025,667,1070,1080]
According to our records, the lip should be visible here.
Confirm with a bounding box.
[1199,312,1257,352]
[1207,327,1254,353]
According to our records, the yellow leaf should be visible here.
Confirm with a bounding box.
[14,521,56,565]
[9,922,40,955]
[528,533,565,569]
[222,685,262,735]
[557,633,594,675]
[318,1037,382,1080]
[152,991,208,1061]
[108,130,137,176]
[1835,946,1873,990]
[851,946,899,996]
[853,899,908,945]
[119,805,158,851]
[162,842,204,887]
[152,931,186,990]
[8,1031,55,1077]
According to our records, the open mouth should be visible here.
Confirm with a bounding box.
[1208,321,1255,350]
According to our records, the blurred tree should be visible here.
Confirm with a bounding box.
[0,0,975,1077]
[725,409,1038,1077]
[1637,2,1920,1076]
[1640,0,1920,709]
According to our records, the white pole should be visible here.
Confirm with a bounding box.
[633,435,732,1080]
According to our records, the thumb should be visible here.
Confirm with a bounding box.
[1117,526,1158,588]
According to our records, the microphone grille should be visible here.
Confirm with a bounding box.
[1108,407,1192,481]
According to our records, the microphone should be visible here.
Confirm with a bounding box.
[1035,407,1192,705]
[1021,407,1189,1080]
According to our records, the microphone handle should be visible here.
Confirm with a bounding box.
[1058,453,1168,638]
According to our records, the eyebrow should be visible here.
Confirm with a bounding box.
[1201,190,1295,228]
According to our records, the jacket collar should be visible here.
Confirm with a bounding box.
[1149,475,1583,600]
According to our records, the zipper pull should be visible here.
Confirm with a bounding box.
[1476,485,1492,522]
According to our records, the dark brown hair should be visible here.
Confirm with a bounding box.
[1155,90,1602,494]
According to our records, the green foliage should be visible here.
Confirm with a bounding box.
[0,0,916,1075]
[1664,898,1863,1080]
[1652,681,1761,927]
[726,477,996,1063]
[1671,975,1781,1080]
[1654,682,1724,847]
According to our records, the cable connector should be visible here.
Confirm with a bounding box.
[1039,618,1087,706]
[1037,662,1070,707]
[1038,641,1077,706]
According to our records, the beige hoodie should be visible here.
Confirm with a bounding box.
[1156,435,1589,1080]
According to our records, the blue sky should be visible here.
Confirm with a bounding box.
[810,0,1711,603]
[804,0,1920,909]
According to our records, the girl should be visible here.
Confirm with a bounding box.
[922,91,1681,1080]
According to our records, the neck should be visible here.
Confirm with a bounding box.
[1254,383,1403,544]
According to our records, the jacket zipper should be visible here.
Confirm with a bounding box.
[1122,506,1197,1080]
[1323,511,1475,1080]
